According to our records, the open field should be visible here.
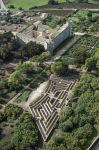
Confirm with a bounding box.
[5,0,65,9]
[4,0,99,9]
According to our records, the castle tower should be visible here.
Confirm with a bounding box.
[0,0,7,11]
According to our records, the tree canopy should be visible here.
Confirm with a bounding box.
[51,60,68,75]
[19,41,45,59]
[46,74,99,150]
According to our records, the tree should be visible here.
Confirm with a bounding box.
[8,70,26,88]
[46,140,57,150]
[46,74,99,150]
[84,57,97,71]
[40,51,51,61]
[0,32,18,61]
[48,0,58,5]
[19,41,44,58]
[87,11,92,21]
[31,51,51,62]
[8,5,15,9]
[19,7,23,10]
[71,49,87,64]
[77,0,88,3]
[12,113,38,150]
[4,104,22,121]
[51,60,68,75]
[61,120,73,132]
[53,133,64,144]
[0,78,7,90]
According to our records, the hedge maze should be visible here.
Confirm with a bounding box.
[29,75,77,141]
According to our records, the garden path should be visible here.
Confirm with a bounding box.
[46,34,83,64]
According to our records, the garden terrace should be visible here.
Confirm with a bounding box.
[62,35,99,65]
[42,14,66,28]
[0,90,17,104]
[16,90,31,103]
[29,75,77,141]
[68,10,99,33]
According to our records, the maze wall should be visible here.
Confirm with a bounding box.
[29,75,77,141]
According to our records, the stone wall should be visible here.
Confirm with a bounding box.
[16,21,72,51]
[47,21,72,52]
[87,136,99,150]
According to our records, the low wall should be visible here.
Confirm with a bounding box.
[87,136,99,150]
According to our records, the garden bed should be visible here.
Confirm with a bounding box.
[16,90,31,103]
[68,10,99,33]
[61,35,99,65]
[0,90,17,104]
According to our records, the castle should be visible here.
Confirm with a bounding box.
[16,13,72,52]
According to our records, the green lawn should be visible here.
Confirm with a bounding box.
[6,0,65,9]
[5,0,98,9]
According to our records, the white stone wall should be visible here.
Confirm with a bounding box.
[47,21,72,52]
[16,21,72,51]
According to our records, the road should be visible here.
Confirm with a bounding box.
[12,7,99,16]
[23,8,99,12]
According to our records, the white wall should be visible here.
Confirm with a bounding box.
[47,21,72,52]
[16,21,72,51]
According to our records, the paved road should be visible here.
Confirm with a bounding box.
[24,8,99,12]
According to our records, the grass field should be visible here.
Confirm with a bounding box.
[5,0,65,9]
[5,0,98,9]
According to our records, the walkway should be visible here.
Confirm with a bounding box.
[8,92,22,104]
[46,34,83,64]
